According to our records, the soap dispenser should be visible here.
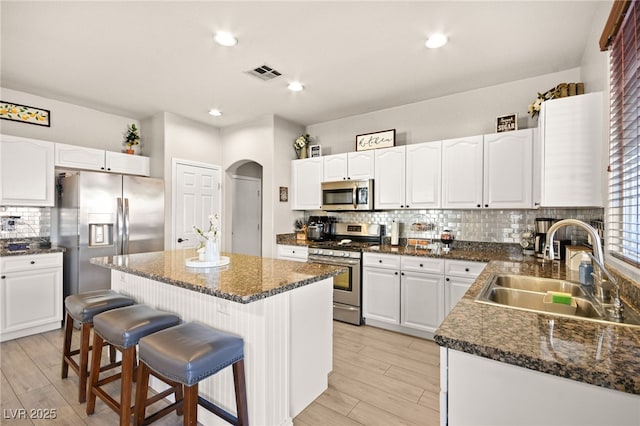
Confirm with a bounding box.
[578,253,594,286]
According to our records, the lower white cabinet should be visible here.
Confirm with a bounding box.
[276,244,308,262]
[364,254,486,337]
[0,252,63,342]
[444,259,487,315]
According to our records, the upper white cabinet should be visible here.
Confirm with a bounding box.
[483,129,533,209]
[442,130,533,209]
[291,157,323,210]
[375,141,441,210]
[537,92,603,207]
[0,134,55,206]
[55,143,150,176]
[323,151,374,181]
[442,135,484,208]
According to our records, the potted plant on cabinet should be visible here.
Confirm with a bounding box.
[124,123,140,154]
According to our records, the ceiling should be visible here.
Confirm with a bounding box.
[1,1,603,129]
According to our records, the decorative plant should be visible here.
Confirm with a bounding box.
[124,123,141,147]
[528,86,557,118]
[193,213,219,249]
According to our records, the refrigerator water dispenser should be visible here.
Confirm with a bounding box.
[89,223,114,247]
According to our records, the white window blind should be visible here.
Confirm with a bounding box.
[608,0,640,267]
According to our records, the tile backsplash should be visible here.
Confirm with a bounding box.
[308,207,604,244]
[0,206,51,239]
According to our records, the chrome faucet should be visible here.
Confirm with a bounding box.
[546,219,623,321]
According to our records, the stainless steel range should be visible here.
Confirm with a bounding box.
[308,223,383,325]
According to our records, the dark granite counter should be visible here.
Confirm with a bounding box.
[435,259,640,395]
[0,245,65,257]
[91,249,346,304]
[362,241,524,263]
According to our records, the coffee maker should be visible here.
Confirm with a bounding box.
[534,218,555,259]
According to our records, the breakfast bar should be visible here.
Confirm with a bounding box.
[91,249,345,426]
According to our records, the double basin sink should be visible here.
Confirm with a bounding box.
[476,274,640,328]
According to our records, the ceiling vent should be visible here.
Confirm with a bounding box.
[246,64,282,81]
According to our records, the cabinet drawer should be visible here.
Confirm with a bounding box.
[401,256,444,274]
[363,253,400,269]
[277,245,308,260]
[444,259,487,278]
[0,252,62,273]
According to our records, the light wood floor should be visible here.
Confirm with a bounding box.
[0,322,440,425]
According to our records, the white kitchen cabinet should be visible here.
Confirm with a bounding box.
[375,142,441,210]
[443,348,640,426]
[323,151,374,181]
[291,157,323,210]
[442,130,533,209]
[0,134,55,206]
[537,92,603,207]
[483,129,533,209]
[442,135,484,208]
[276,244,308,262]
[0,252,63,342]
[444,259,487,315]
[55,143,150,176]
[363,253,445,337]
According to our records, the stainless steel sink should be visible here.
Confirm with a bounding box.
[476,274,640,327]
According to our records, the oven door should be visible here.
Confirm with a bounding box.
[308,255,361,307]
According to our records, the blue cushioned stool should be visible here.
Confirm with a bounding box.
[86,304,181,426]
[134,321,248,426]
[61,289,135,403]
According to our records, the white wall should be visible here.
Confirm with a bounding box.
[0,87,137,151]
[221,115,275,257]
[306,68,581,153]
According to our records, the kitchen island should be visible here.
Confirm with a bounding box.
[435,259,640,426]
[91,249,346,426]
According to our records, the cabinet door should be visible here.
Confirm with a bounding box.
[445,276,475,316]
[363,267,400,324]
[0,267,63,341]
[347,151,375,180]
[442,136,483,208]
[406,141,441,209]
[401,271,444,332]
[0,135,54,206]
[291,157,323,210]
[55,143,106,171]
[483,129,533,208]
[105,151,150,176]
[540,92,603,207]
[323,154,348,181]
[374,146,406,209]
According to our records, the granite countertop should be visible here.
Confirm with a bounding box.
[90,249,346,304]
[435,259,640,395]
[0,245,66,257]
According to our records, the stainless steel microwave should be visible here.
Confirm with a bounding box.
[321,179,374,211]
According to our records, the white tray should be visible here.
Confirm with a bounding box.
[185,256,230,268]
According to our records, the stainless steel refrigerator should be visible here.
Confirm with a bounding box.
[53,171,164,297]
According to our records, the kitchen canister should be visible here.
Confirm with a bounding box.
[391,221,399,246]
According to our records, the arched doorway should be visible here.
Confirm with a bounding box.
[228,161,263,256]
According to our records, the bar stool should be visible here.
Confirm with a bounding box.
[61,289,135,403]
[134,321,249,426]
[86,304,182,426]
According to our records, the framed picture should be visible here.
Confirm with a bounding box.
[279,186,288,202]
[356,129,395,151]
[309,144,322,157]
[0,101,50,127]
[496,113,517,133]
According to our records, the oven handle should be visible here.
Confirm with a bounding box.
[308,257,360,267]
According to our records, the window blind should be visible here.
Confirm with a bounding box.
[608,0,640,267]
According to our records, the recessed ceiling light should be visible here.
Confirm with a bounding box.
[208,109,223,117]
[425,33,448,49]
[214,31,237,47]
[288,82,304,92]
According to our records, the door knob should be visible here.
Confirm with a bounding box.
[177,238,188,243]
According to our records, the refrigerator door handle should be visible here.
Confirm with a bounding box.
[116,197,124,255]
[123,198,130,255]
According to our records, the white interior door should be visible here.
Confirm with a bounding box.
[173,161,221,250]
[231,175,261,256]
